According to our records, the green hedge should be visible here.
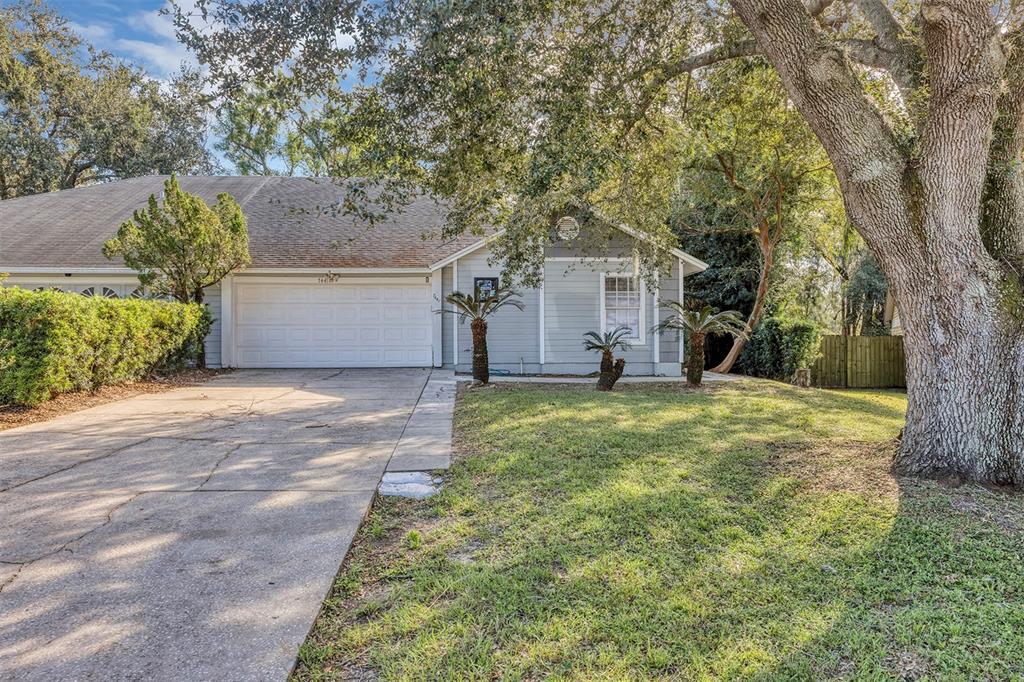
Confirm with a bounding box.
[0,287,210,405]
[739,316,823,382]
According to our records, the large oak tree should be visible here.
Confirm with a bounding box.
[175,0,1024,486]
[0,1,215,199]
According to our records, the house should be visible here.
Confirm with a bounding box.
[0,176,708,375]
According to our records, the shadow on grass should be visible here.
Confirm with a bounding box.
[294,381,1023,681]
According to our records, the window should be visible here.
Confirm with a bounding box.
[474,276,499,300]
[81,287,118,298]
[602,274,644,342]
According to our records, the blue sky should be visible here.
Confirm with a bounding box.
[50,0,194,79]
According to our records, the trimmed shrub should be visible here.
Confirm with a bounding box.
[739,316,823,382]
[0,287,210,405]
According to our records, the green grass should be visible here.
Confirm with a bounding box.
[294,381,1024,681]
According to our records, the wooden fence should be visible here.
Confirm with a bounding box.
[812,335,906,389]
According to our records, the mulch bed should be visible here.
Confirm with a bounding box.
[0,368,230,432]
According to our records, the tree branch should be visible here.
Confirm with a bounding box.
[726,0,925,288]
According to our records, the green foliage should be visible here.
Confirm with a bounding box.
[581,326,633,354]
[844,254,890,335]
[739,316,823,381]
[103,175,250,303]
[652,302,747,339]
[441,286,525,322]
[215,76,415,181]
[673,226,760,318]
[0,287,209,406]
[0,1,214,199]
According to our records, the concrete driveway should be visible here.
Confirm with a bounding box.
[0,368,451,681]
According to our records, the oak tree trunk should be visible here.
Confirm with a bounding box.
[687,332,706,386]
[896,282,1024,484]
[470,318,489,384]
[728,0,1024,485]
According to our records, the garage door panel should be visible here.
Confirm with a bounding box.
[234,281,433,368]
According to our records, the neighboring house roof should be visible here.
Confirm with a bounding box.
[0,176,486,271]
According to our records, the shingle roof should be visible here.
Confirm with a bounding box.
[0,176,489,270]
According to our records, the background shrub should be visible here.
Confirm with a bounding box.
[0,287,210,405]
[739,316,823,382]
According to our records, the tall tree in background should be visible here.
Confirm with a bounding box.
[0,1,214,199]
[215,78,378,176]
[175,1,1024,486]
[674,62,833,373]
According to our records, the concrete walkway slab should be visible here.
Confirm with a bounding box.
[0,367,446,681]
[385,371,455,474]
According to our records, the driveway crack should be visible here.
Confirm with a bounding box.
[0,491,146,594]
[0,438,152,493]
[195,443,245,490]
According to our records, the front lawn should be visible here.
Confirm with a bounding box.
[295,382,1024,680]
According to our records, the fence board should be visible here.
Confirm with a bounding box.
[812,335,905,388]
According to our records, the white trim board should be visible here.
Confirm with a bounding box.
[428,232,503,271]
[427,221,708,275]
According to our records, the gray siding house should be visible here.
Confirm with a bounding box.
[1,176,707,375]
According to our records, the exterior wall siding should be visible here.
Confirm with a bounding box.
[451,249,540,371]
[203,283,222,368]
[657,259,681,364]
[542,259,657,369]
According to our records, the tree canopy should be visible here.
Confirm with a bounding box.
[0,1,215,199]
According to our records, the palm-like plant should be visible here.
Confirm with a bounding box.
[582,326,633,391]
[653,302,748,386]
[442,286,525,384]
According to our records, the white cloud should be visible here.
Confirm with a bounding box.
[70,2,198,79]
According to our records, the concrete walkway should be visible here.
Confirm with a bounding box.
[454,371,740,383]
[0,368,454,681]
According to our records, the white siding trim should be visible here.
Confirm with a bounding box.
[221,274,234,367]
[431,271,443,367]
[539,268,546,366]
[428,232,503,271]
[652,280,660,363]
[241,267,430,274]
[678,258,685,363]
[546,257,631,263]
[452,260,459,366]
[0,267,136,274]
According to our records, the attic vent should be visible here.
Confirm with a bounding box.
[556,216,579,241]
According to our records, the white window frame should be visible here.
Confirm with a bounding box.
[599,272,646,345]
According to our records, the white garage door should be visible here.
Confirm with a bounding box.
[234,281,433,368]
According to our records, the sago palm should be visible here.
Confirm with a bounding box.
[653,302,747,386]
[442,286,524,384]
[582,326,633,391]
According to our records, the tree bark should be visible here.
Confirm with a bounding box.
[470,318,489,384]
[711,241,773,373]
[727,0,1024,485]
[687,332,706,386]
[597,350,626,391]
